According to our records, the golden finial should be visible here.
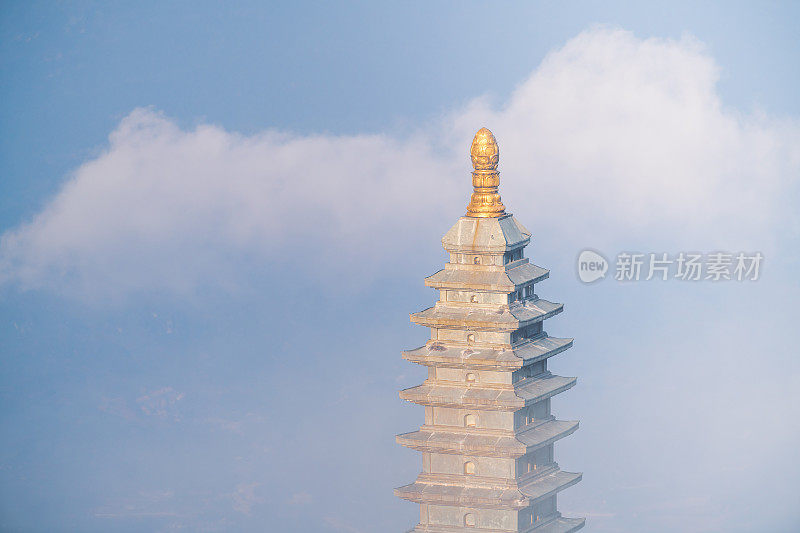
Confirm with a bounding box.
[466,127,506,218]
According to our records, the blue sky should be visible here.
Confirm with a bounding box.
[1,2,799,532]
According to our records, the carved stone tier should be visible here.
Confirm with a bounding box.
[397,420,579,458]
[406,516,586,533]
[399,373,577,410]
[425,263,549,292]
[395,470,581,509]
[403,336,574,370]
[411,298,563,332]
[442,214,530,253]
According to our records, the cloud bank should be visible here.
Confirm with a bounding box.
[1,27,798,298]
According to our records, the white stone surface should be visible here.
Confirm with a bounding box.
[396,213,583,532]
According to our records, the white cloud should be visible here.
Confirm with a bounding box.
[1,27,798,298]
[446,29,800,251]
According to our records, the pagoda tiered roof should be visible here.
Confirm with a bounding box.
[397,128,583,533]
[406,516,585,533]
[425,262,549,291]
[526,516,586,533]
[395,469,581,510]
[411,298,562,331]
[397,419,579,458]
[399,373,576,410]
[441,213,531,253]
[403,335,574,370]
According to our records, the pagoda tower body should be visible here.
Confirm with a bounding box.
[395,128,584,533]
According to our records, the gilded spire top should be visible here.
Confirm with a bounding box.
[466,127,506,218]
[470,127,499,170]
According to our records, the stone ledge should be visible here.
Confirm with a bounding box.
[411,298,563,331]
[394,470,582,510]
[397,420,579,458]
[403,336,574,370]
[399,373,577,410]
[425,262,549,291]
[406,515,584,533]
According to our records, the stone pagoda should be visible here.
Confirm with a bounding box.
[395,128,584,532]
